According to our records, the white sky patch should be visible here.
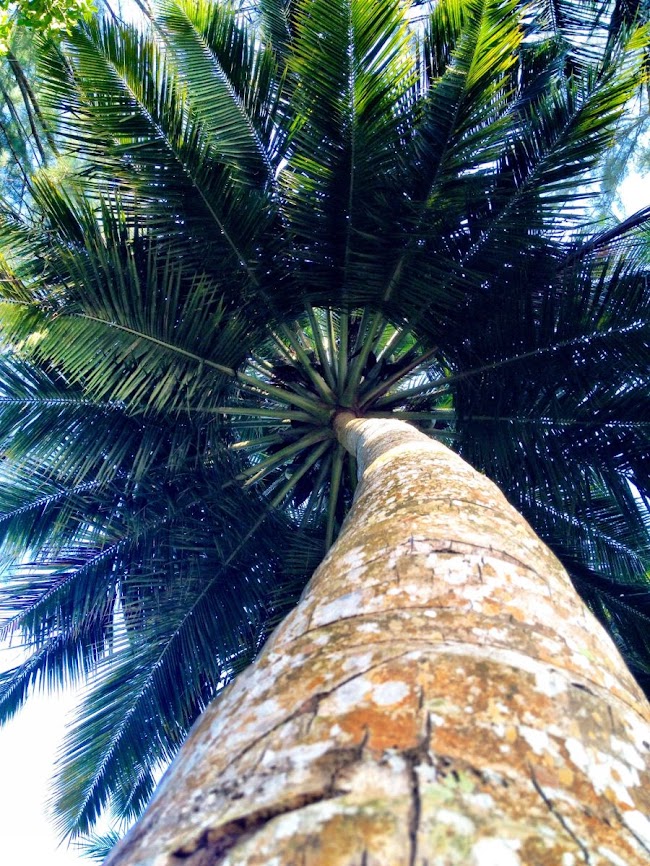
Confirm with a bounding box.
[615,166,650,219]
[0,677,88,865]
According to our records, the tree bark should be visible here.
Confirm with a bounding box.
[105,415,650,865]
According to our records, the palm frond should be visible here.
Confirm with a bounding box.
[157,0,282,171]
[36,19,272,283]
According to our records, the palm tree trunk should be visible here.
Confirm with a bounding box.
[105,414,650,865]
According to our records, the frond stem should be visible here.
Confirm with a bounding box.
[270,439,330,507]
[278,323,337,402]
[305,304,337,390]
[325,444,344,548]
[76,313,328,416]
[238,429,332,484]
[359,344,439,407]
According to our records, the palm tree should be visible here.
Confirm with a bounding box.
[1,0,650,859]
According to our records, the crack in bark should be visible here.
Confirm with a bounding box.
[406,761,420,866]
[168,675,385,864]
[316,529,554,595]
[530,768,592,864]
[199,645,420,795]
[403,712,433,866]
[171,789,342,864]
[395,533,544,572]
[206,662,377,778]
[174,738,370,865]
[293,623,633,712]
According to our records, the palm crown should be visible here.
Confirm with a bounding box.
[0,0,650,847]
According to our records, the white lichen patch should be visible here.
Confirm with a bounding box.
[534,666,568,697]
[272,605,313,645]
[561,854,576,866]
[564,738,640,807]
[371,680,410,706]
[623,713,650,751]
[487,699,510,717]
[207,713,229,745]
[472,625,510,642]
[381,752,409,774]
[622,810,650,847]
[328,675,373,713]
[598,846,631,866]
[311,589,366,627]
[416,763,439,785]
[357,621,381,633]
[471,836,521,866]
[386,583,431,602]
[600,669,623,693]
[254,698,283,723]
[518,725,551,756]
[436,808,476,835]
[203,701,279,759]
[271,800,343,840]
[332,545,366,573]
[246,770,294,804]
[261,740,330,769]
[610,736,646,772]
[568,652,592,671]
[466,793,495,812]
[342,652,374,673]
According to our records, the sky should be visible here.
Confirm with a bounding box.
[616,169,650,219]
[0,662,89,865]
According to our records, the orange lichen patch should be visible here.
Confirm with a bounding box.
[317,666,422,753]
[558,766,575,786]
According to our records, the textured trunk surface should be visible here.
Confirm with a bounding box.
[105,416,650,866]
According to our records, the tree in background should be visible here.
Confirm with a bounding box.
[0,0,95,50]
[0,30,56,211]
[0,0,649,859]
[0,0,97,212]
